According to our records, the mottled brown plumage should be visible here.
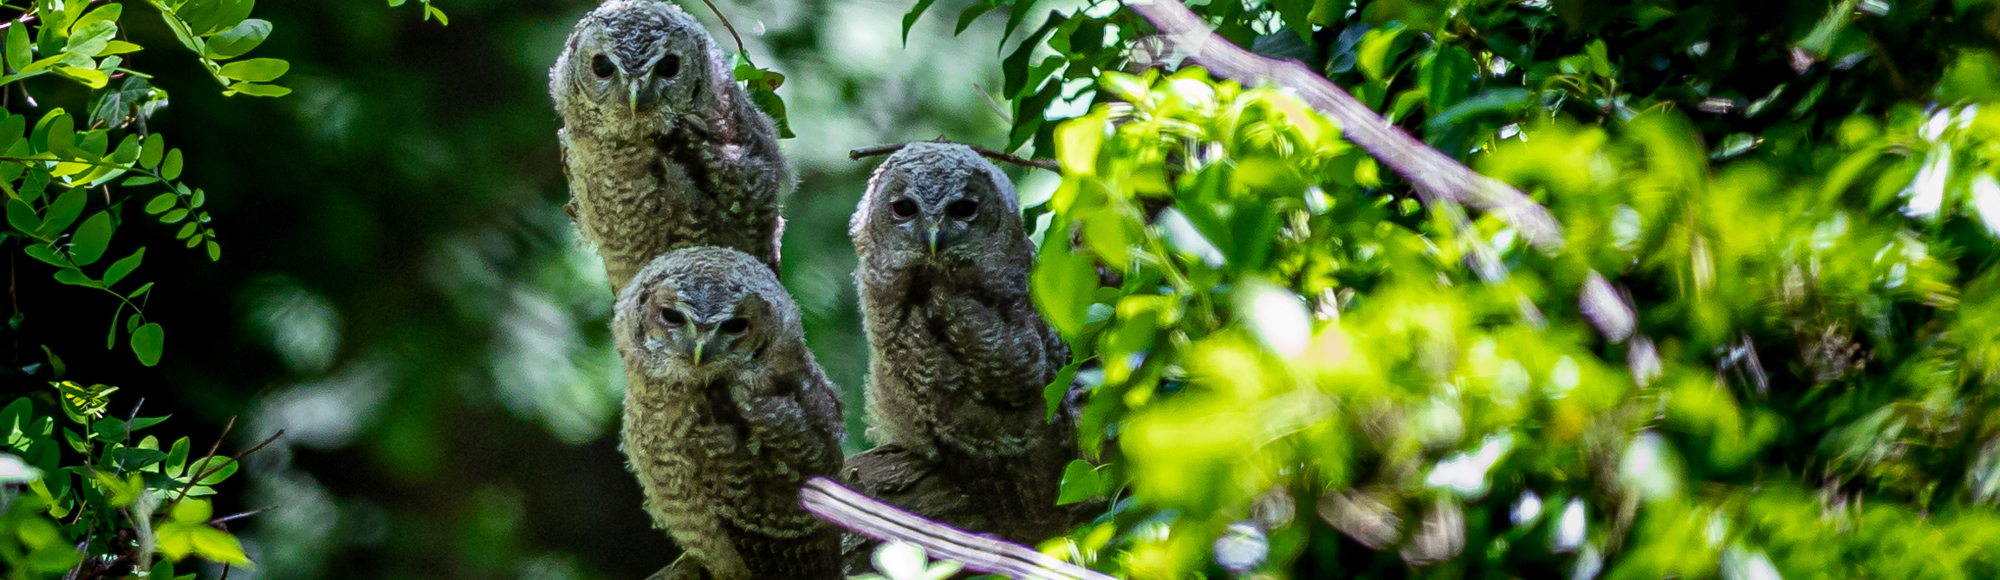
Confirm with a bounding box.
[848,143,1075,545]
[614,247,844,580]
[551,0,788,291]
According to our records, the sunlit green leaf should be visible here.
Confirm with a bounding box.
[130,322,163,366]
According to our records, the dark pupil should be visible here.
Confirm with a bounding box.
[891,200,919,219]
[947,199,978,219]
[656,54,681,79]
[590,54,616,79]
[660,308,687,326]
[719,318,748,334]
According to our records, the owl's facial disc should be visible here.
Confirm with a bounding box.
[649,297,758,369]
[890,177,985,257]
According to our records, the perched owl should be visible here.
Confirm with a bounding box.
[614,247,844,579]
[551,0,788,291]
[848,143,1075,544]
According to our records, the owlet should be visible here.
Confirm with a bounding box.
[551,0,789,291]
[847,143,1075,544]
[614,247,844,579]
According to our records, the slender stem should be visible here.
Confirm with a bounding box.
[851,140,1061,171]
[693,0,749,62]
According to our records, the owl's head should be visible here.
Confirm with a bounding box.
[552,0,713,129]
[614,247,798,379]
[851,143,1024,268]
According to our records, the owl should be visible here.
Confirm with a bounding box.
[551,0,789,291]
[848,142,1075,544]
[614,247,844,579]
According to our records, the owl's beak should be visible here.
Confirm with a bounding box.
[923,223,940,255]
[685,327,724,366]
[627,81,643,116]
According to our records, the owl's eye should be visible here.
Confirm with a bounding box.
[947,199,978,219]
[718,318,749,334]
[656,54,681,79]
[890,199,919,220]
[591,54,616,79]
[659,307,688,327]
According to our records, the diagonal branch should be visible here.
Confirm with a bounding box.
[852,139,1061,171]
[799,477,1115,580]
[1127,0,1565,253]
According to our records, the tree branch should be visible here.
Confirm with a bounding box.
[799,477,1114,580]
[851,139,1061,171]
[1126,0,1565,253]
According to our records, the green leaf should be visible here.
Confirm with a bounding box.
[5,21,29,74]
[164,437,190,477]
[111,134,141,164]
[185,456,238,485]
[162,209,190,224]
[901,0,936,44]
[1044,358,1082,421]
[955,1,999,35]
[7,199,43,235]
[215,58,287,82]
[226,81,290,97]
[23,244,69,267]
[1424,45,1476,115]
[140,134,164,169]
[129,282,154,299]
[1585,39,1612,77]
[1000,0,1042,48]
[90,417,126,443]
[72,4,124,32]
[190,189,206,208]
[174,222,197,239]
[1356,23,1407,82]
[97,40,143,56]
[130,414,169,433]
[39,189,86,236]
[1031,236,1097,340]
[69,211,113,266]
[145,194,177,215]
[43,113,77,158]
[204,240,219,261]
[130,322,163,366]
[202,19,269,59]
[161,149,183,180]
[103,248,143,287]
[1272,0,1313,42]
[1056,459,1102,505]
[53,268,100,288]
[63,21,116,63]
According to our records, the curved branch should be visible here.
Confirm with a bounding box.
[851,139,1061,171]
[799,477,1115,580]
[1127,0,1565,253]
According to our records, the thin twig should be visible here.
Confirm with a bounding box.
[174,429,285,497]
[799,477,1115,580]
[207,505,275,527]
[693,0,748,61]
[851,139,1060,171]
[1127,0,1564,253]
[164,416,234,511]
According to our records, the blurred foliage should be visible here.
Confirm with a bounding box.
[886,0,2000,577]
